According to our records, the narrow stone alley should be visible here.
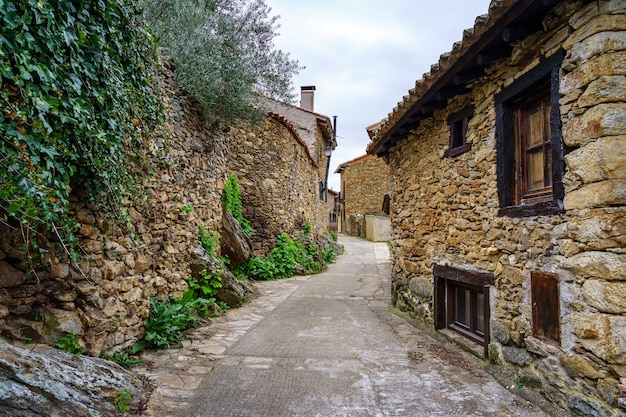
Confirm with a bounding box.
[136,235,548,417]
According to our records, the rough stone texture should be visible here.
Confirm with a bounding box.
[0,65,229,356]
[0,338,151,417]
[226,98,333,256]
[374,1,626,416]
[335,154,390,236]
[220,206,254,267]
[189,246,256,308]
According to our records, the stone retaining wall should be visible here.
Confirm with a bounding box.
[0,66,228,356]
[227,112,330,256]
[386,1,626,415]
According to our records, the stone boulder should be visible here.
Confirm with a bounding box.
[220,206,254,267]
[190,246,257,307]
[0,338,151,417]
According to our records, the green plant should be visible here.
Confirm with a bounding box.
[217,300,229,310]
[221,173,253,236]
[199,226,220,257]
[244,256,278,280]
[21,337,33,345]
[100,351,142,369]
[303,221,312,237]
[114,389,132,413]
[241,232,326,281]
[514,377,524,389]
[188,269,223,298]
[140,290,213,349]
[0,0,161,266]
[322,246,337,264]
[55,333,83,355]
[330,231,337,242]
[141,0,301,126]
[180,204,194,213]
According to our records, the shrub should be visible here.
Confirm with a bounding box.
[188,269,223,299]
[241,230,328,280]
[140,290,214,349]
[141,0,301,126]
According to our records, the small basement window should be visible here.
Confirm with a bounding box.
[444,107,473,158]
[434,265,494,355]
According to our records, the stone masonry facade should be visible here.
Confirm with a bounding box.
[226,106,332,256]
[369,1,626,415]
[336,154,390,237]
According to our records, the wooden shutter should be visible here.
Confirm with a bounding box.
[531,271,560,344]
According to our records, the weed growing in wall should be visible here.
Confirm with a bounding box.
[188,269,223,299]
[114,389,132,413]
[100,351,142,369]
[221,173,253,236]
[55,333,83,355]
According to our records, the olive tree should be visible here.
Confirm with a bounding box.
[142,0,302,125]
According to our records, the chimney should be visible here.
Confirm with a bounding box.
[300,86,315,111]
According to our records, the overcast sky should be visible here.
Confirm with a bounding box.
[264,0,491,191]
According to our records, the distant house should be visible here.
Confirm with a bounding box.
[368,1,626,416]
[327,189,339,232]
[227,86,336,255]
[334,153,390,238]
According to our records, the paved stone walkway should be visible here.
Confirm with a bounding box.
[135,235,547,416]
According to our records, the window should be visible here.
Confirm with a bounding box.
[495,51,564,217]
[444,107,473,158]
[531,271,561,344]
[434,265,494,355]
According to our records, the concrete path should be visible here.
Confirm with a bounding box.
[136,235,547,417]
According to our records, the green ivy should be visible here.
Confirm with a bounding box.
[221,173,253,236]
[0,0,161,263]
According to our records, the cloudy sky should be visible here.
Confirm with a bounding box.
[264,0,490,190]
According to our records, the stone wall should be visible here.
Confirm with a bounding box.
[339,154,390,236]
[227,113,330,256]
[385,1,625,415]
[0,66,228,356]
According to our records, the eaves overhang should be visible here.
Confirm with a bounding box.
[367,0,583,157]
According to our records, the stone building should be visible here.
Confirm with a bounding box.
[367,1,626,415]
[226,87,336,255]
[335,153,390,237]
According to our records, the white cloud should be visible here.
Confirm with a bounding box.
[265,0,491,190]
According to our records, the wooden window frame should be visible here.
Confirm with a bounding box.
[514,82,553,205]
[433,265,494,356]
[444,107,474,158]
[495,51,565,218]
